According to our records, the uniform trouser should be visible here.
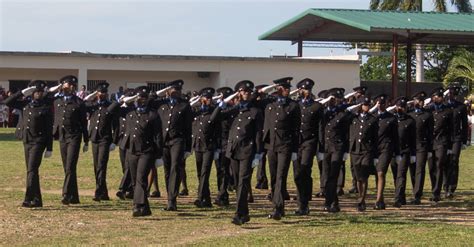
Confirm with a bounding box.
[267,150,291,211]
[163,141,184,206]
[390,158,398,185]
[338,163,345,190]
[428,146,448,198]
[60,138,81,202]
[322,150,344,207]
[350,164,357,189]
[409,151,427,200]
[118,148,132,193]
[195,150,213,202]
[92,141,110,198]
[216,152,230,201]
[230,156,252,216]
[127,151,153,206]
[318,159,326,193]
[394,153,410,203]
[23,143,46,203]
[444,141,462,194]
[256,152,268,186]
[293,147,315,208]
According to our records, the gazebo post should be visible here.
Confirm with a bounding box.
[391,34,398,99]
[406,39,412,97]
[297,40,303,57]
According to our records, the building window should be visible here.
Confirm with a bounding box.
[147,81,167,92]
[87,80,106,91]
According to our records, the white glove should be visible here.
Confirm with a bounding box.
[395,155,402,165]
[461,144,467,150]
[44,151,52,158]
[374,158,379,165]
[155,158,164,168]
[122,95,139,104]
[259,84,278,94]
[291,152,298,161]
[386,105,397,113]
[184,152,192,160]
[447,149,452,155]
[83,144,89,153]
[21,86,37,97]
[410,156,416,164]
[84,91,98,101]
[212,94,223,101]
[317,152,325,161]
[369,102,380,114]
[109,143,116,151]
[427,152,433,159]
[188,95,200,103]
[346,104,361,112]
[48,84,62,93]
[251,158,261,168]
[443,89,450,96]
[156,86,172,97]
[254,153,263,161]
[224,92,239,103]
[319,95,335,105]
[190,98,200,107]
[424,98,432,105]
[342,153,349,161]
[213,150,221,161]
[289,89,299,96]
[344,91,357,99]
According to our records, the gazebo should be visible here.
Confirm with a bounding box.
[259,9,474,97]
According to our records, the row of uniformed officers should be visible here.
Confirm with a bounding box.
[5,75,468,225]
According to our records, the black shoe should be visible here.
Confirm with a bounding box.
[228,185,235,192]
[125,191,134,199]
[92,197,101,202]
[283,191,290,201]
[150,191,161,198]
[410,198,421,205]
[446,192,454,199]
[61,196,70,205]
[179,189,189,197]
[337,189,344,196]
[374,201,385,210]
[231,215,243,225]
[429,196,441,202]
[328,205,340,213]
[266,193,272,201]
[241,215,250,223]
[323,205,330,212]
[393,201,402,208]
[69,198,80,204]
[214,199,230,206]
[30,200,43,208]
[21,201,31,208]
[295,207,310,216]
[201,200,213,208]
[260,183,269,190]
[162,205,177,211]
[255,183,262,190]
[268,211,282,220]
[116,191,126,200]
[357,202,366,212]
[133,206,152,217]
[247,195,254,203]
[315,192,325,198]
[348,187,358,194]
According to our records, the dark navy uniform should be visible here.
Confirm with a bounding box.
[114,101,134,200]
[53,75,89,205]
[85,82,117,201]
[153,80,192,210]
[191,88,219,207]
[4,81,53,207]
[292,78,323,214]
[253,84,271,190]
[263,77,300,218]
[408,92,433,204]
[444,85,468,197]
[349,112,378,182]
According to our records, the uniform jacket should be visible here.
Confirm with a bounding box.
[395,113,416,155]
[349,112,378,156]
[85,100,117,143]
[53,94,89,143]
[408,108,434,152]
[191,104,219,152]
[320,105,352,153]
[375,111,400,155]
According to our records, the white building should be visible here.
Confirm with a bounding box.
[0,51,360,94]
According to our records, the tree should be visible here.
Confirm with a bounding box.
[444,49,474,93]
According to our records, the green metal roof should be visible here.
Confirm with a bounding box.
[259,9,474,45]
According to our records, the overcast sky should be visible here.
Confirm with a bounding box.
[0,0,458,57]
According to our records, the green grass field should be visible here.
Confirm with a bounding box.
[0,128,473,246]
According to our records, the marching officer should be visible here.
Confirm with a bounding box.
[216,80,263,225]
[315,89,328,198]
[4,80,54,207]
[372,94,400,210]
[293,78,323,215]
[214,87,235,206]
[263,77,300,220]
[444,84,468,198]
[84,82,117,201]
[320,88,352,213]
[408,91,433,205]
[191,87,219,208]
[427,87,452,202]
[53,75,89,205]
[253,84,271,190]
[348,96,378,211]
[393,97,416,208]
[112,86,163,217]
[153,80,193,211]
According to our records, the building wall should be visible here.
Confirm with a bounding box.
[0,53,360,95]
